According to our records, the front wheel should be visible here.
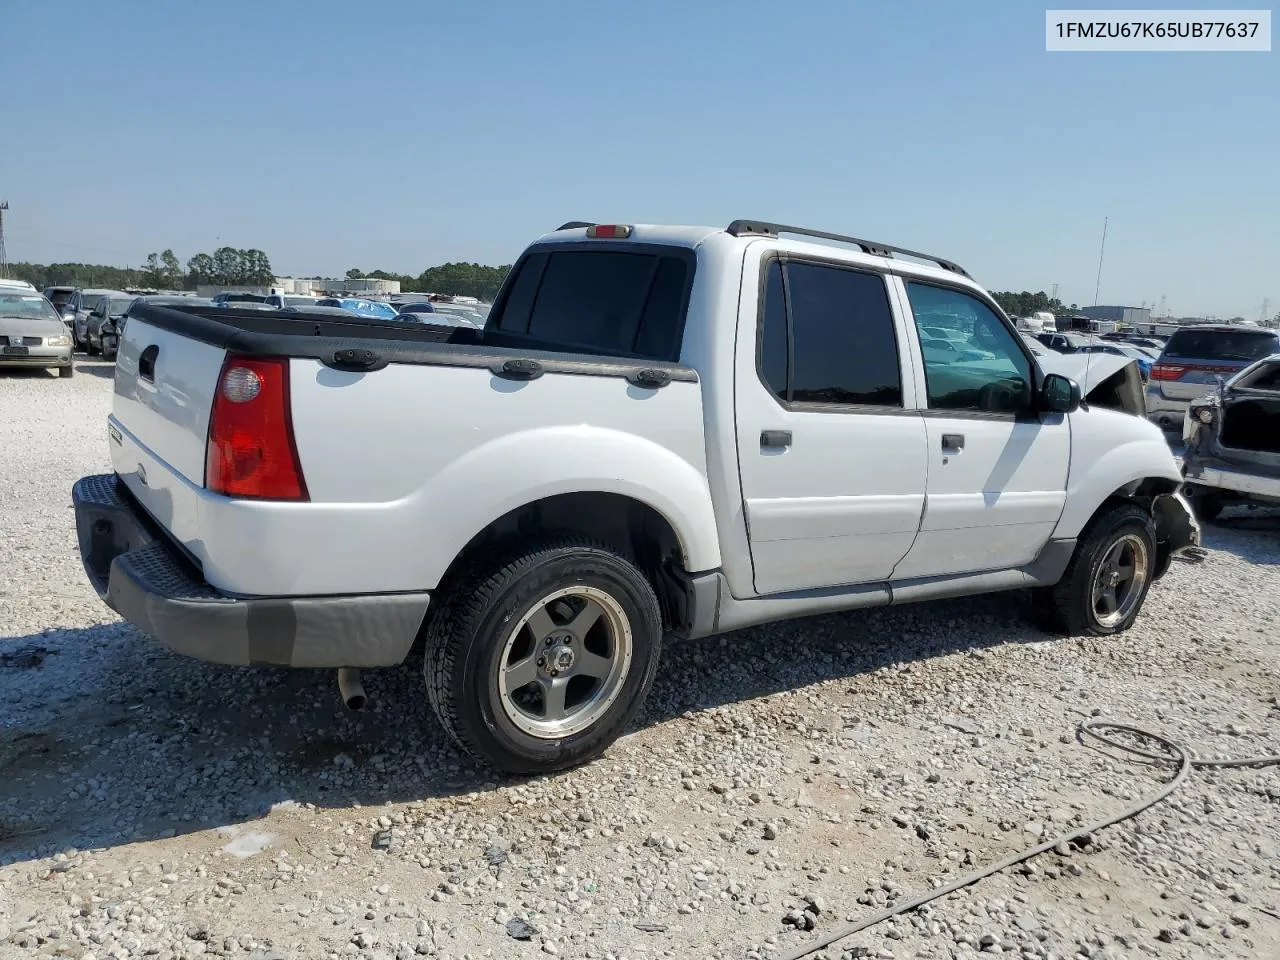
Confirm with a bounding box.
[1033,503,1156,636]
[423,537,663,774]
[58,363,75,379]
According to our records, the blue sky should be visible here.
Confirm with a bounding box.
[3,1,1276,317]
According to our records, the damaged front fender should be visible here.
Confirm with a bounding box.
[1152,491,1202,579]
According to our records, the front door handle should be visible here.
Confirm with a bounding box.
[760,429,792,449]
[941,433,965,451]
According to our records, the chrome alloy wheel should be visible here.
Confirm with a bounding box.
[1091,533,1149,628]
[496,585,633,739]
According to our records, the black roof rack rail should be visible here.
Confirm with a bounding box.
[555,221,596,230]
[724,219,970,278]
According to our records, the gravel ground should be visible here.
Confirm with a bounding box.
[2,360,1278,960]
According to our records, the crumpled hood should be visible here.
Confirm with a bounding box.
[1035,351,1134,395]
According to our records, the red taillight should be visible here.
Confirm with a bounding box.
[586,224,633,239]
[1150,363,1186,381]
[206,355,308,500]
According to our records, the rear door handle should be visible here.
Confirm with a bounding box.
[941,433,965,451]
[760,429,792,449]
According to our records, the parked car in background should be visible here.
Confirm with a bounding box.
[98,296,215,361]
[1181,354,1280,519]
[211,292,270,306]
[395,301,437,316]
[67,288,131,351]
[0,288,74,377]
[315,297,399,321]
[1146,325,1280,431]
[84,294,142,356]
[1036,331,1092,354]
[43,285,77,314]
[264,294,320,309]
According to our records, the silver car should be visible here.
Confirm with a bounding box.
[0,291,75,378]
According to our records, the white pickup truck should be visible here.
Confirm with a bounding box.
[72,219,1200,774]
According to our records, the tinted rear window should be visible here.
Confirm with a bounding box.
[491,247,693,361]
[1164,329,1278,362]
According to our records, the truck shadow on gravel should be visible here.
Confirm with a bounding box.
[0,567,1211,867]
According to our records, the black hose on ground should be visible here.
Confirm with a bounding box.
[769,719,1280,960]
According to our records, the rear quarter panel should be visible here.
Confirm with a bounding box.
[192,360,724,596]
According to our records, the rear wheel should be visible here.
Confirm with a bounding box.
[423,536,663,774]
[1033,503,1156,636]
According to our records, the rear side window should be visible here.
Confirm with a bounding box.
[491,248,693,361]
[1164,329,1279,363]
[758,258,901,407]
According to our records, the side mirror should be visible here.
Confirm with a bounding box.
[61,309,75,322]
[1041,373,1082,414]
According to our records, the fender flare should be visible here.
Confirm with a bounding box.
[416,425,723,587]
[1053,439,1182,540]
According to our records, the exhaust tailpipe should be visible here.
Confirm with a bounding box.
[337,667,367,711]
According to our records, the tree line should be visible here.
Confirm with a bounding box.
[4,246,274,291]
[343,263,511,302]
[988,290,1075,316]
[5,253,511,302]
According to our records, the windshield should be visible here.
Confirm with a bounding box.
[106,297,136,316]
[0,293,60,322]
[78,294,105,313]
[1164,329,1278,363]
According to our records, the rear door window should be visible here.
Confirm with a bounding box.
[757,258,902,408]
[490,247,694,361]
[1164,329,1279,363]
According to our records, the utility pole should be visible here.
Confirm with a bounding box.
[1051,283,1059,303]
[1260,298,1270,325]
[0,201,9,278]
[1093,216,1108,307]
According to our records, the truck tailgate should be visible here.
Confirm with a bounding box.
[110,316,225,543]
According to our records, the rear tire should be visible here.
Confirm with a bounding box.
[58,364,74,379]
[1033,503,1156,636]
[423,536,663,775]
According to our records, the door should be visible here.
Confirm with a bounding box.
[891,278,1070,580]
[734,254,928,595]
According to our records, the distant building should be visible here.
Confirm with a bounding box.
[339,277,401,295]
[1081,305,1152,327]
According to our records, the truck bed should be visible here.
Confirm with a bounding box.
[128,302,699,382]
[106,303,714,599]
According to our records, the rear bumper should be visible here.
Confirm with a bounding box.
[1144,385,1191,428]
[71,473,430,668]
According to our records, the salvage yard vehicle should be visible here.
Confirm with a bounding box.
[1146,324,1280,431]
[1181,354,1280,519]
[66,288,131,352]
[83,294,140,357]
[0,289,75,377]
[71,219,1200,774]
